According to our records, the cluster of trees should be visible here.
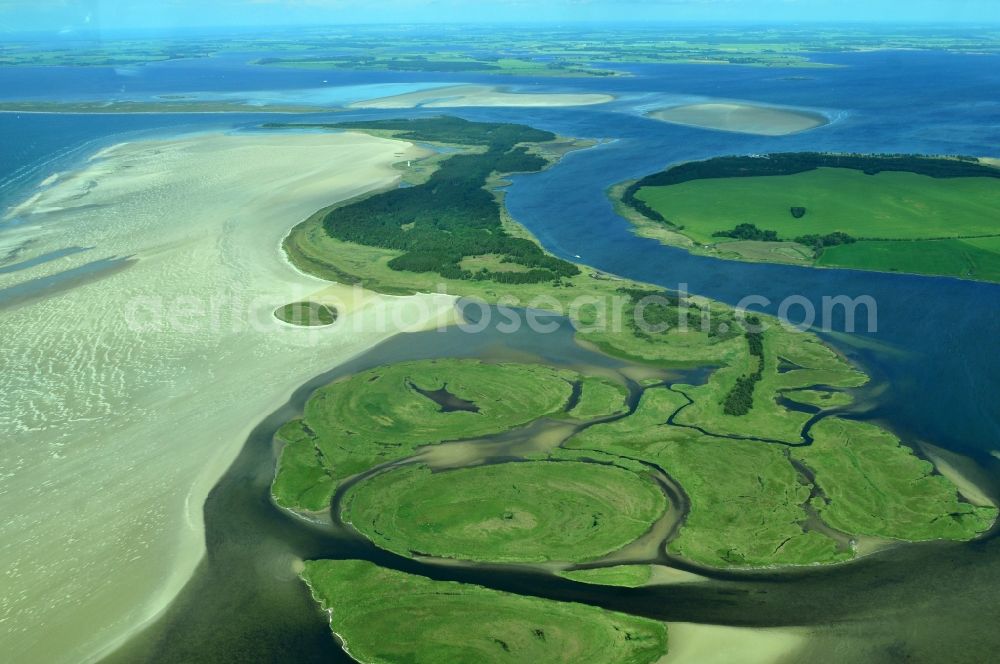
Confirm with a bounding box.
[795,231,856,252]
[712,223,779,242]
[723,319,765,416]
[313,118,578,284]
[712,224,857,255]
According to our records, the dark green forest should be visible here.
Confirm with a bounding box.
[711,223,857,254]
[274,117,580,284]
[723,318,765,416]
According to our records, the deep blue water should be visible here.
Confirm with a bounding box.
[1,50,997,458]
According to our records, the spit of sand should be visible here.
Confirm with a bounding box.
[348,84,613,109]
[649,102,829,136]
[0,131,457,664]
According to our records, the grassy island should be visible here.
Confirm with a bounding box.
[621,153,1000,282]
[273,301,337,326]
[341,461,667,563]
[302,560,668,664]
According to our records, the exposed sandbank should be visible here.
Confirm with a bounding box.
[921,442,998,508]
[348,84,613,109]
[649,102,829,136]
[0,132,457,664]
[662,623,808,663]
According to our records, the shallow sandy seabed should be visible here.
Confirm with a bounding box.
[348,84,613,109]
[649,102,829,136]
[921,443,998,508]
[0,131,457,663]
[662,623,808,663]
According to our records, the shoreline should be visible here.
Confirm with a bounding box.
[0,130,458,664]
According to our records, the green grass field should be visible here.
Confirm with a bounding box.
[302,560,668,664]
[341,461,666,563]
[633,167,1000,281]
[818,236,1000,282]
[635,168,1000,243]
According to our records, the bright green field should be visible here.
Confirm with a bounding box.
[302,560,668,664]
[635,168,1000,244]
[341,461,666,563]
[818,236,1000,282]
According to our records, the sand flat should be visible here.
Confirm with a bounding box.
[348,84,613,109]
[649,102,829,136]
[662,623,808,663]
[0,132,457,663]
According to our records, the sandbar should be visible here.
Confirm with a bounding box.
[0,131,457,663]
[649,102,829,136]
[348,84,613,109]
[662,623,808,663]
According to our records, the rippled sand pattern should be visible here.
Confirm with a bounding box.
[0,132,457,663]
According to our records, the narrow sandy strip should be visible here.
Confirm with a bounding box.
[0,131,457,664]
[348,84,613,109]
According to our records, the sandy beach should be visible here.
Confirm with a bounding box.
[0,132,457,663]
[649,102,829,136]
[348,84,613,109]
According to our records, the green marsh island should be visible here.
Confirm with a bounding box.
[619,153,1000,282]
[269,118,996,662]
[273,301,338,327]
[302,560,668,663]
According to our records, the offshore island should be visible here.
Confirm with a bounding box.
[616,152,1000,283]
[263,117,997,662]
